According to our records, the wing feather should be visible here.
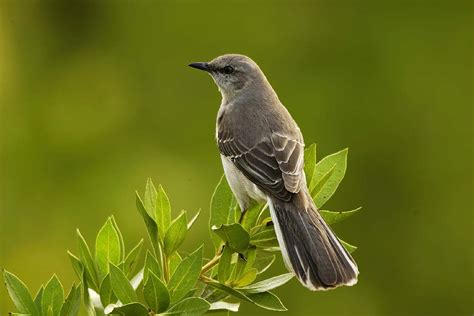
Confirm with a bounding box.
[218,129,305,201]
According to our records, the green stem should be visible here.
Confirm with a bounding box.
[159,241,170,283]
[163,257,170,283]
[200,253,222,275]
[199,274,217,283]
[200,242,225,276]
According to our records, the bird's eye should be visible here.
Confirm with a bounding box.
[223,66,234,74]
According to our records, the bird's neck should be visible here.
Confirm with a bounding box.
[220,76,278,106]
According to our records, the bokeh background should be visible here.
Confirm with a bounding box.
[0,1,472,315]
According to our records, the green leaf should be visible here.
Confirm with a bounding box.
[311,164,335,200]
[231,255,247,282]
[169,252,182,276]
[144,250,162,283]
[76,229,99,290]
[123,239,144,277]
[3,270,38,315]
[168,246,203,303]
[143,270,170,313]
[34,287,44,314]
[95,218,121,279]
[304,143,317,189]
[164,211,188,255]
[81,267,95,316]
[320,207,362,225]
[212,223,250,253]
[67,252,83,280]
[165,297,210,315]
[99,275,116,308]
[182,288,198,300]
[60,284,81,316]
[136,192,160,256]
[339,239,358,253]
[156,184,172,240]
[144,178,158,217]
[109,263,137,304]
[144,180,172,241]
[233,268,258,287]
[210,175,238,249]
[253,253,276,274]
[110,215,125,261]
[250,228,278,248]
[42,275,64,316]
[240,203,264,231]
[244,247,257,273]
[187,209,201,230]
[255,205,270,227]
[202,281,248,301]
[217,245,233,284]
[247,292,287,311]
[239,273,294,294]
[209,301,240,312]
[258,216,273,228]
[261,246,280,252]
[312,148,348,208]
[206,281,286,311]
[110,302,149,316]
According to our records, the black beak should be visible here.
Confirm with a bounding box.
[188,62,210,72]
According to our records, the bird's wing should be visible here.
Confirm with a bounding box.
[218,128,305,202]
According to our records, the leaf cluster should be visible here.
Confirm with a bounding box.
[3,144,361,315]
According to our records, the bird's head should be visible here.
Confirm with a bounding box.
[189,54,266,101]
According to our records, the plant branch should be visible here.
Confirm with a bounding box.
[201,253,222,275]
[160,242,170,283]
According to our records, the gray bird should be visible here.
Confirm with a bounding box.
[189,54,358,290]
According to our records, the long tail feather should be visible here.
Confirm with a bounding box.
[268,190,359,290]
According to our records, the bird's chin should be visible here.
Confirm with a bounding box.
[210,76,225,90]
[208,76,235,101]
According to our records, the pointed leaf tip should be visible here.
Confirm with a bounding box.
[3,270,38,315]
[312,148,348,208]
[320,207,362,225]
[136,192,160,256]
[304,143,317,188]
[187,209,201,230]
[95,218,121,279]
[164,211,188,255]
[156,184,172,240]
[76,230,99,290]
[339,239,358,253]
[109,263,138,304]
[42,275,64,316]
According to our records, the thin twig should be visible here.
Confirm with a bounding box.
[200,253,222,274]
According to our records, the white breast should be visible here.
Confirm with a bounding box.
[220,155,267,211]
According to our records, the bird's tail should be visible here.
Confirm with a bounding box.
[268,190,359,290]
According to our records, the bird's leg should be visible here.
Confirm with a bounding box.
[238,208,247,223]
[237,201,248,223]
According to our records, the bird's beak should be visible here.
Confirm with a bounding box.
[188,62,210,72]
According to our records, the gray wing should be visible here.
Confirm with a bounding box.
[218,128,305,202]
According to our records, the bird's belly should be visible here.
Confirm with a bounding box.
[220,155,266,211]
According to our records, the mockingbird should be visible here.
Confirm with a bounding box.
[189,54,358,290]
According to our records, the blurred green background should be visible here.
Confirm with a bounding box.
[0,0,472,315]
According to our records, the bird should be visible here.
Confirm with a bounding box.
[189,54,358,290]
